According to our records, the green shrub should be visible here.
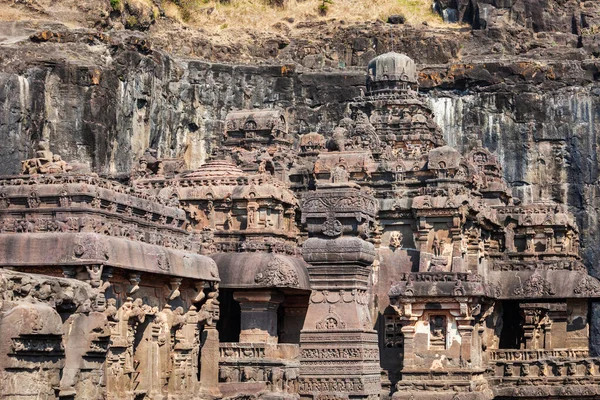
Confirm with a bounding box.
[318,0,332,16]
[126,15,139,28]
[110,0,121,11]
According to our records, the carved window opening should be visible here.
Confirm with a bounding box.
[384,315,403,348]
[499,301,524,349]
[429,315,447,350]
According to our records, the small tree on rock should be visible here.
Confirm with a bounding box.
[318,0,333,16]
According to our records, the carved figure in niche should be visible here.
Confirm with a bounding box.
[429,315,446,350]
[86,265,103,288]
[247,203,258,228]
[545,230,554,253]
[389,231,403,250]
[220,366,236,383]
[432,236,441,256]
[460,236,468,258]
[27,191,41,208]
[456,165,467,180]
[526,233,535,253]
[225,211,234,230]
[473,152,488,163]
[201,283,220,325]
[105,298,119,337]
[538,362,548,377]
[172,306,186,336]
[586,361,595,376]
[242,366,258,382]
[131,298,148,323]
[472,173,485,191]
[325,318,338,329]
[268,367,284,392]
[331,164,349,183]
[244,120,257,131]
[565,230,574,253]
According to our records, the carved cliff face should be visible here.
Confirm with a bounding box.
[0,50,599,400]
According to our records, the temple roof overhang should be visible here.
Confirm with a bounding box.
[210,252,311,292]
[0,233,219,281]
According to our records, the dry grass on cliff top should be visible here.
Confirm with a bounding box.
[164,0,444,33]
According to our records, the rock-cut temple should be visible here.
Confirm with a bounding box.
[1,52,600,400]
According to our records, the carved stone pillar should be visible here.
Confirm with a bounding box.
[299,184,380,399]
[199,325,221,398]
[455,316,475,365]
[520,305,548,350]
[233,290,284,344]
[198,284,221,399]
[399,323,417,368]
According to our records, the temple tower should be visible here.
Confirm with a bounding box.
[298,176,381,398]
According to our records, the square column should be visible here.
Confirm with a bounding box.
[234,290,284,344]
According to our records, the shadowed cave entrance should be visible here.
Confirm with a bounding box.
[499,301,524,349]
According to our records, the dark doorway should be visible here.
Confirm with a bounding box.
[499,301,524,349]
[216,289,241,342]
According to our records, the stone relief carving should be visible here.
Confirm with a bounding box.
[310,290,369,305]
[574,275,600,296]
[315,306,347,330]
[322,214,343,237]
[429,315,447,350]
[254,256,300,288]
[514,271,556,297]
[389,231,403,250]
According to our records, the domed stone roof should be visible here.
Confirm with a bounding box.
[183,160,245,179]
[367,52,418,84]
